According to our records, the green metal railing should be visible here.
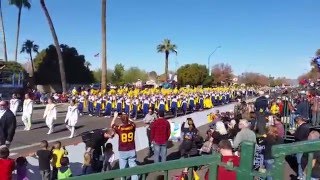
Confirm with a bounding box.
[69,140,320,180]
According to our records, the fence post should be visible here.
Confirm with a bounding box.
[237,141,255,180]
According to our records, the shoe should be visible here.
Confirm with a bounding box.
[69,135,73,139]
[89,114,93,116]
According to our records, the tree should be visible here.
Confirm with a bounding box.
[93,68,113,83]
[123,67,148,83]
[148,71,158,80]
[157,39,177,80]
[34,44,94,85]
[238,72,269,86]
[111,63,124,86]
[101,0,107,90]
[9,0,31,62]
[40,0,67,93]
[20,40,38,77]
[84,61,91,69]
[211,63,233,85]
[0,1,7,61]
[316,49,320,56]
[177,63,208,86]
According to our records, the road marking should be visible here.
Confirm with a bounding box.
[10,136,71,152]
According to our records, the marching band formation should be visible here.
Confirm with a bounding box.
[11,87,257,138]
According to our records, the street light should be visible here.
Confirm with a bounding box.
[208,46,221,76]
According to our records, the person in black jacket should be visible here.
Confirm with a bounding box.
[0,100,16,148]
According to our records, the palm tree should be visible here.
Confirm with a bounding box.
[9,0,31,62]
[157,39,177,80]
[84,61,91,69]
[0,0,8,61]
[20,40,38,77]
[40,0,67,93]
[101,0,107,90]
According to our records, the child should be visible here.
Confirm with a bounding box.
[52,141,68,180]
[36,140,52,180]
[102,143,115,172]
[16,156,29,180]
[82,151,93,175]
[57,157,72,179]
[0,147,15,180]
[65,99,79,138]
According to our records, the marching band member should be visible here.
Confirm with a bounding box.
[131,97,139,120]
[171,96,177,117]
[104,97,112,118]
[88,94,94,116]
[143,97,150,117]
[125,97,131,115]
[78,95,85,116]
[116,97,123,114]
[22,93,33,131]
[65,99,79,138]
[9,94,19,116]
[95,96,102,117]
[43,97,57,134]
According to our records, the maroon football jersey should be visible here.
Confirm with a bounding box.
[112,123,136,151]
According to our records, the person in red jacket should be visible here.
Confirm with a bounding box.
[0,147,15,180]
[205,140,240,180]
[150,110,171,163]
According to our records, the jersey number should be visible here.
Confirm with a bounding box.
[121,132,134,143]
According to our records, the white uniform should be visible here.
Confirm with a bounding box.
[22,99,33,130]
[65,105,79,138]
[43,104,57,134]
[9,98,19,116]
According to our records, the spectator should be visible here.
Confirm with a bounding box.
[273,114,284,139]
[0,100,16,148]
[295,97,311,121]
[179,118,199,158]
[83,128,114,172]
[0,147,15,180]
[36,140,52,180]
[145,108,158,157]
[302,131,320,179]
[261,126,283,180]
[150,110,171,163]
[233,119,256,149]
[51,141,68,180]
[102,143,115,172]
[227,120,239,140]
[205,140,240,180]
[294,116,311,180]
[16,156,29,180]
[211,121,228,145]
[82,151,93,175]
[57,157,72,180]
[254,91,268,113]
[143,108,157,124]
[111,112,138,180]
[181,118,198,140]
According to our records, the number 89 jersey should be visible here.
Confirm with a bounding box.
[112,123,136,151]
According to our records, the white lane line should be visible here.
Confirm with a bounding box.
[10,136,71,152]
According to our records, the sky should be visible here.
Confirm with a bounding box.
[2,0,320,79]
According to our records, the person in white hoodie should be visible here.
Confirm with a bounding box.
[65,99,79,138]
[43,97,57,134]
[22,93,33,131]
[9,94,19,116]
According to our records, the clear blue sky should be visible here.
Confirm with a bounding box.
[2,0,319,78]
